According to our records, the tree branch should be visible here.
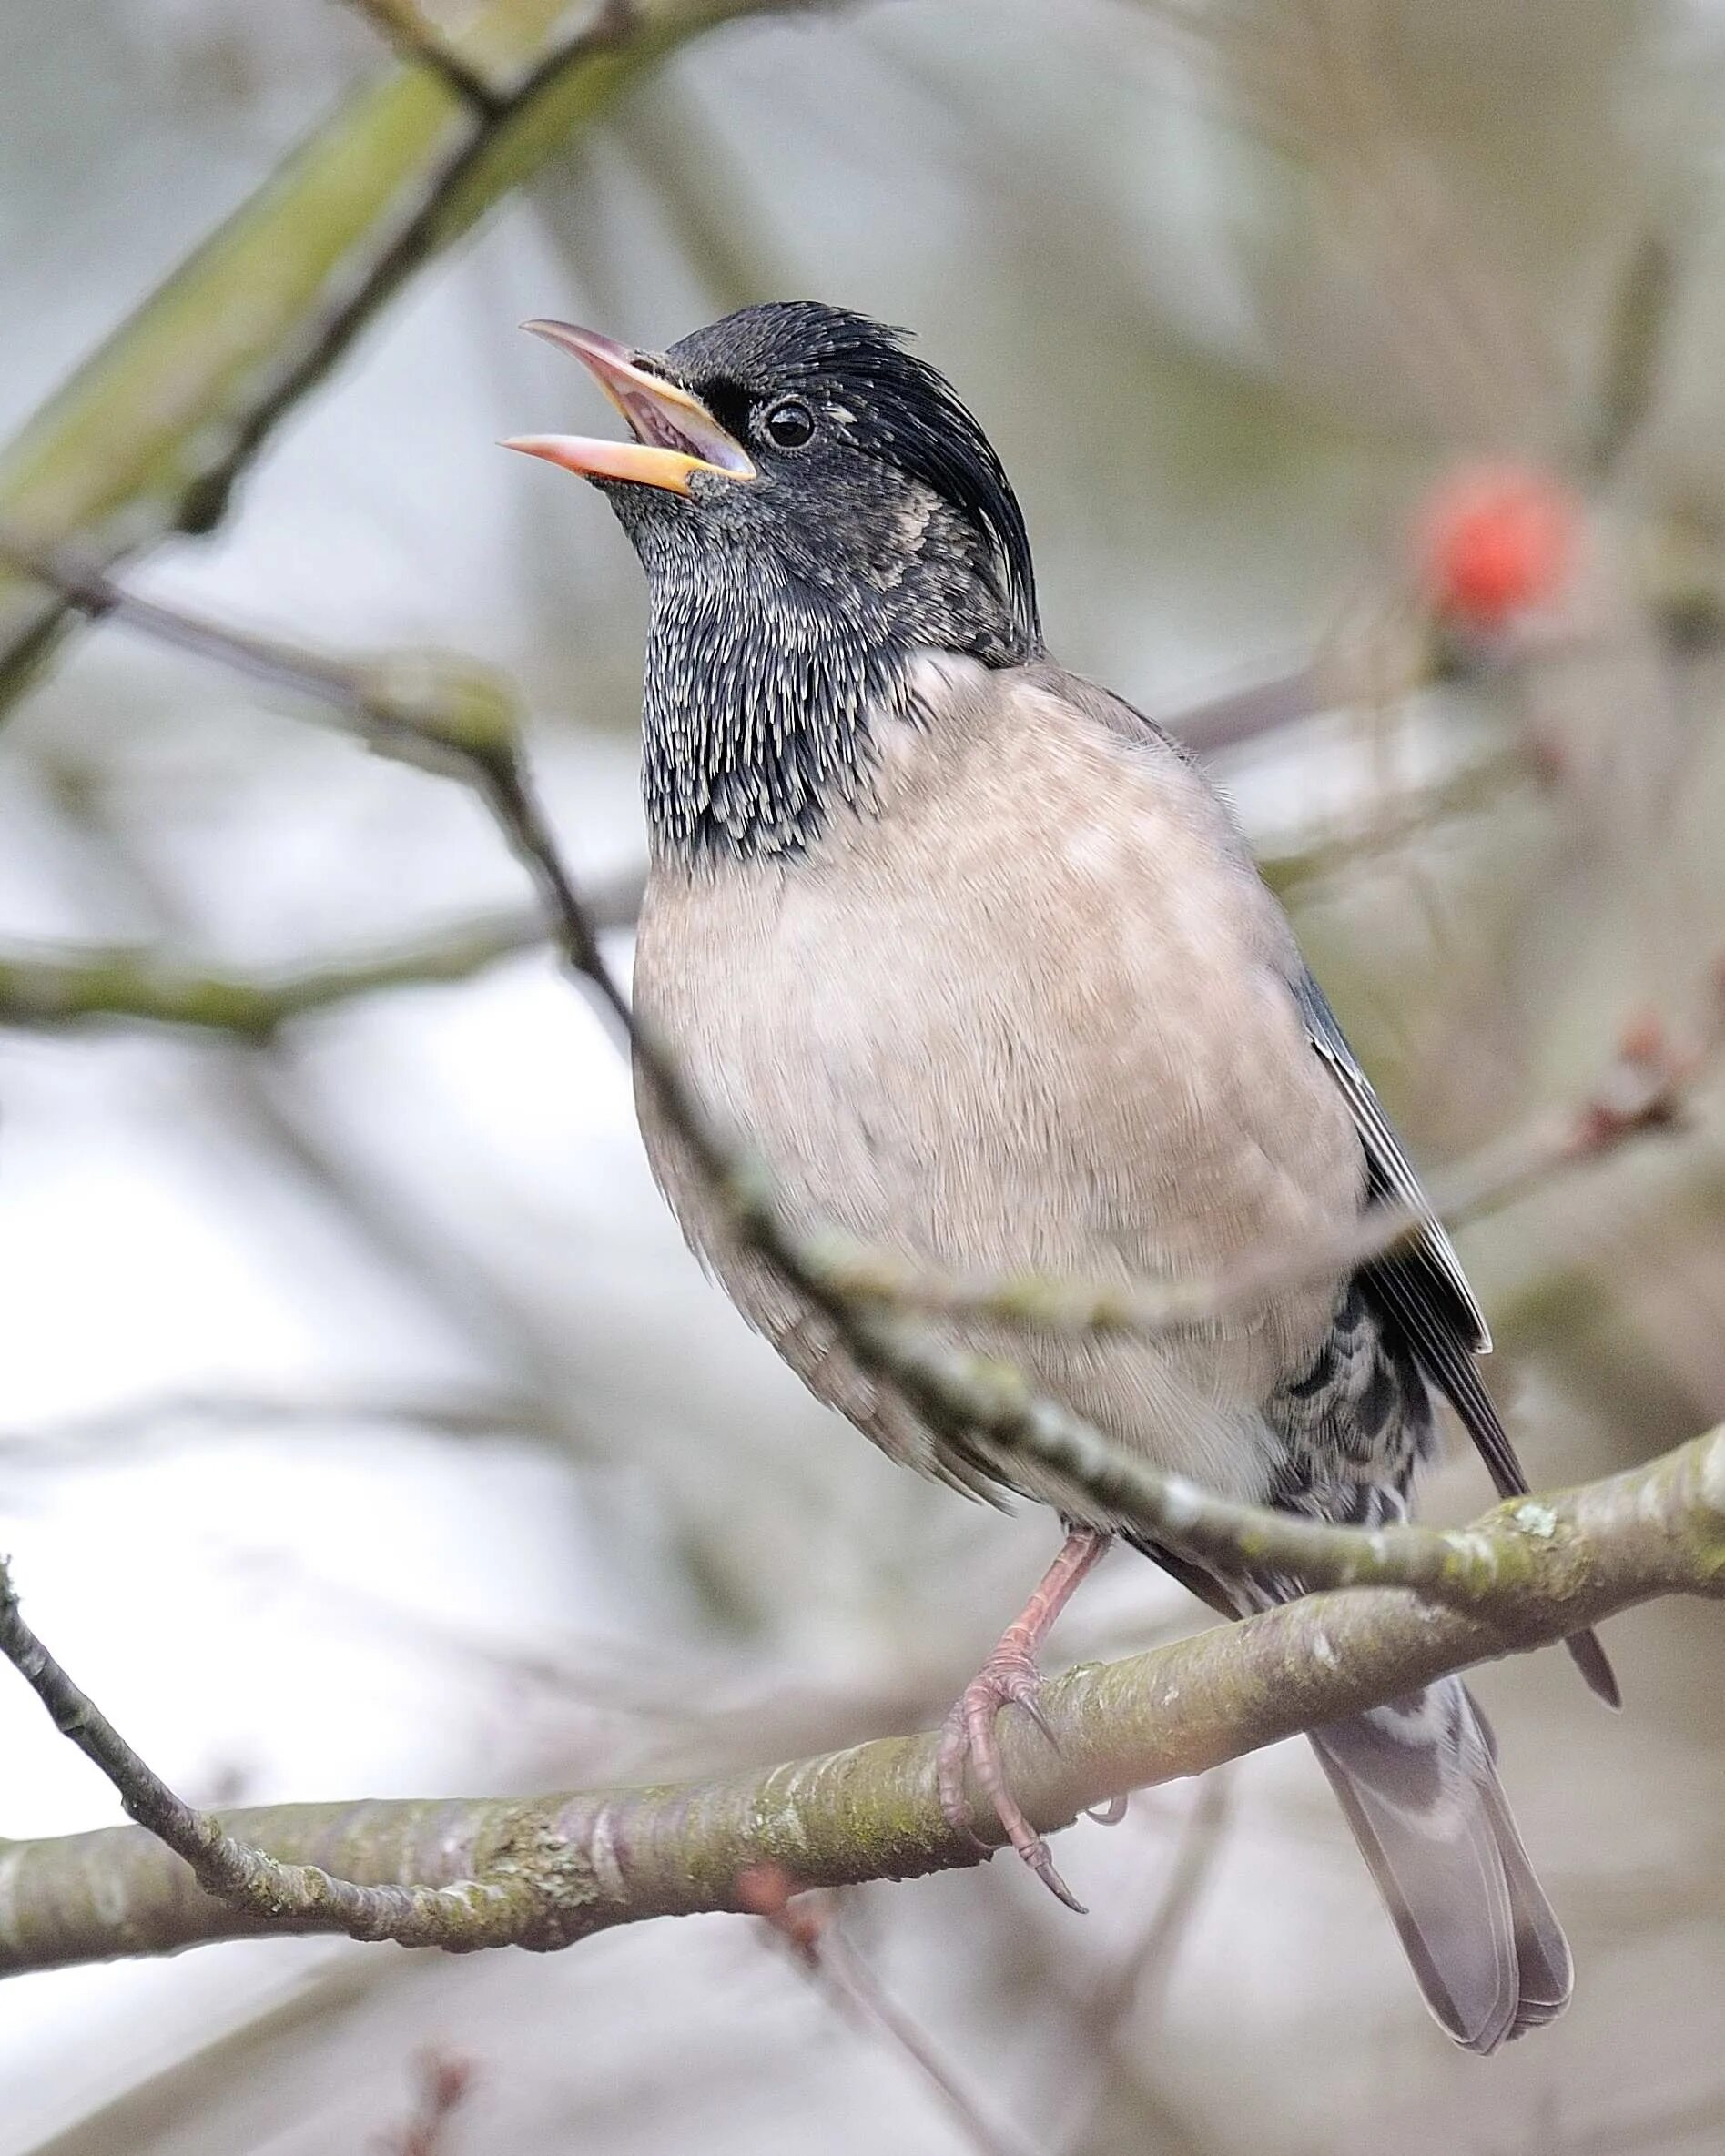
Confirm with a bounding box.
[744,1868,1036,2156]
[0,1428,1718,1978]
[0,0,829,710]
[348,0,512,116]
[799,1023,1692,1344]
[0,1556,566,1955]
[0,879,641,1037]
[464,745,1709,1604]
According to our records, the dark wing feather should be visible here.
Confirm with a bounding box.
[1295,973,1490,1354]
[1294,972,1620,1709]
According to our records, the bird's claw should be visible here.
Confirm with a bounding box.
[936,1646,1086,1913]
[1024,1836,1087,1914]
[1017,1688,1062,1753]
[1085,1793,1129,1827]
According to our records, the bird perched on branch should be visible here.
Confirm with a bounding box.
[507,301,1617,2054]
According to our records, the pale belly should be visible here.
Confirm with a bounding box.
[630,679,1362,1513]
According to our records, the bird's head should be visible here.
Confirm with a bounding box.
[504,301,1040,665]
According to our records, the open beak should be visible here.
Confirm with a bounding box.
[502,319,755,493]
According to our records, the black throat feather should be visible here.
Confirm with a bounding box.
[640,554,915,862]
[636,491,1038,862]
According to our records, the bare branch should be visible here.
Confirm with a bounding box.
[743,1867,1035,2156]
[1588,232,1679,481]
[347,0,509,115]
[800,1019,1696,1344]
[468,744,1708,1604]
[0,1556,561,1951]
[0,534,523,764]
[0,878,641,1038]
[1053,1778,1233,2153]
[0,536,1719,1988]
[0,0,832,711]
[1071,1776,1232,2046]
[1254,744,1534,898]
[0,1427,1718,1977]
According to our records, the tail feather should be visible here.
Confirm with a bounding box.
[1309,1680,1571,2053]
[1128,1527,1574,2049]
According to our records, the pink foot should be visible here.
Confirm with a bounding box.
[935,1527,1110,1913]
[938,1642,1083,1909]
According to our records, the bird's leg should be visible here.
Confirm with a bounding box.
[937,1525,1110,1912]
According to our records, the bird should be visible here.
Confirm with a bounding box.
[505,300,1618,2054]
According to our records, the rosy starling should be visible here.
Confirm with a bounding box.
[507,303,1616,2054]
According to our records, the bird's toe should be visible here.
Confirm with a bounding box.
[936,1653,1085,1912]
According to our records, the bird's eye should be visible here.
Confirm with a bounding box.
[762,398,816,450]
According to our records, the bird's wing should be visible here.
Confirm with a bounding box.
[991,671,1621,1697]
[1294,976,1489,1334]
[1296,972,1620,1705]
[1055,666,1522,1492]
[1064,673,1500,1412]
[1289,971,1529,1467]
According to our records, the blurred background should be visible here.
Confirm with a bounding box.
[2,2,1723,2151]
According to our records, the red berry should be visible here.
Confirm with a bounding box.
[1416,463,1579,627]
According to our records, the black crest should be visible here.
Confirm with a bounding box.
[666,302,1041,657]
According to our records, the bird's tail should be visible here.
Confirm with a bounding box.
[1128,1519,1573,2050]
[1306,1679,1571,2053]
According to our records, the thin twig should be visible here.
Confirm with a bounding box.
[0,877,641,1038]
[1123,0,1556,446]
[0,534,521,764]
[799,1022,1695,1344]
[160,0,664,548]
[47,756,601,1450]
[1256,745,1535,899]
[743,1866,1036,2156]
[0,0,723,706]
[1588,232,1679,481]
[1078,1776,1232,2041]
[348,0,509,115]
[472,745,1701,1597]
[1054,1777,1233,2155]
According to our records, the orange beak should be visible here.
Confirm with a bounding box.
[502,320,755,494]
